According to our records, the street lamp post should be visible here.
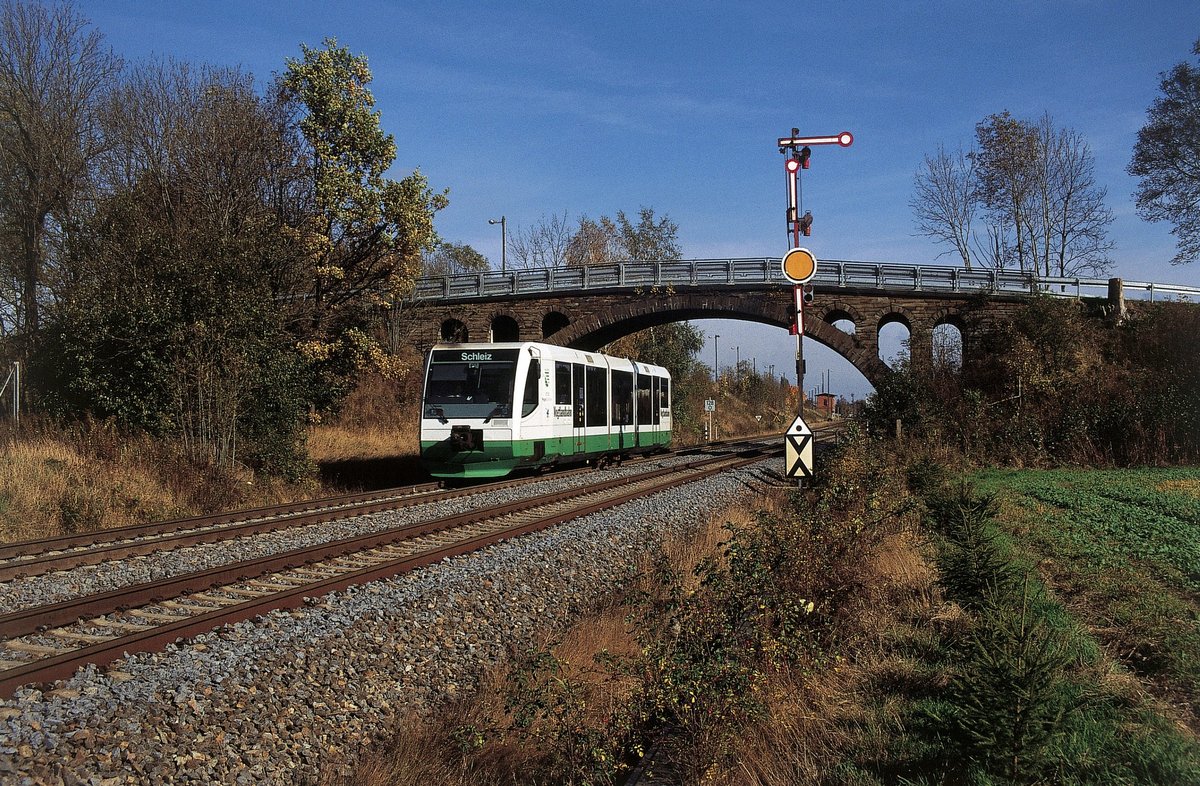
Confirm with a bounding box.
[488,216,506,273]
[713,334,720,382]
[733,346,740,381]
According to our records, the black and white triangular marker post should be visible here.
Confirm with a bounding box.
[784,415,813,481]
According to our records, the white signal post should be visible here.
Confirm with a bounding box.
[778,128,853,484]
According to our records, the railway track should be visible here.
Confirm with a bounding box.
[0,435,768,584]
[0,440,789,697]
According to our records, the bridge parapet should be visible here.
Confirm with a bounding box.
[410,258,1200,304]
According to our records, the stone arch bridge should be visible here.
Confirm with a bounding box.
[406,259,1185,389]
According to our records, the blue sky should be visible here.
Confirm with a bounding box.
[81,1,1200,399]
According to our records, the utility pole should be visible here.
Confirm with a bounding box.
[488,216,507,273]
[713,334,720,382]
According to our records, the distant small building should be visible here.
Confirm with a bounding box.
[815,392,837,416]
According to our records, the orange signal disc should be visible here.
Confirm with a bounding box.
[782,247,817,283]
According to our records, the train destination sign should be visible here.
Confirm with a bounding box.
[784,415,814,480]
[431,349,520,363]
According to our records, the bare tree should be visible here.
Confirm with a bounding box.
[974,112,1040,272]
[914,112,1111,277]
[562,207,681,267]
[1040,119,1113,276]
[564,214,619,266]
[614,206,681,260]
[912,145,979,269]
[507,210,572,269]
[0,0,120,337]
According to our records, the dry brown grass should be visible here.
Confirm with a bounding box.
[308,371,422,462]
[709,527,943,786]
[0,422,318,544]
[330,616,642,786]
[1156,479,1200,499]
[332,504,751,786]
[0,435,174,542]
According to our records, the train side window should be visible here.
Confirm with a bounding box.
[650,377,660,425]
[521,359,540,417]
[555,362,571,405]
[585,366,607,427]
[612,370,634,426]
[660,376,670,410]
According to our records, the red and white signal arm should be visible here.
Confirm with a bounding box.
[782,247,817,284]
[778,131,854,148]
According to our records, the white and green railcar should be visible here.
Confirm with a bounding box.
[420,342,672,479]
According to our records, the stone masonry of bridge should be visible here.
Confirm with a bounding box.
[409,283,1035,389]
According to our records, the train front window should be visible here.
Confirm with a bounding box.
[425,349,518,419]
[521,359,540,417]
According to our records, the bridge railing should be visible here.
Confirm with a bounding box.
[410,259,1200,303]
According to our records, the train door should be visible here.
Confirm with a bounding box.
[611,368,634,451]
[635,368,653,447]
[572,362,586,452]
[554,361,573,456]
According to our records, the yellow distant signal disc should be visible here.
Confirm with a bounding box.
[782,247,817,283]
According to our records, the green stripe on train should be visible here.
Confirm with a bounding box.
[421,431,671,478]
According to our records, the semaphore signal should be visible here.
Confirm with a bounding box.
[777,127,853,484]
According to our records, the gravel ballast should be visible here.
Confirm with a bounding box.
[0,460,784,785]
[0,453,711,615]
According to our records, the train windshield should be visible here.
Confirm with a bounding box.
[425,349,519,420]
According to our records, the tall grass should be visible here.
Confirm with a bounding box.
[307,371,422,462]
[0,419,315,543]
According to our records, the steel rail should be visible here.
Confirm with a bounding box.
[0,446,779,696]
[0,483,440,561]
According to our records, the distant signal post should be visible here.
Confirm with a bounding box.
[778,128,853,483]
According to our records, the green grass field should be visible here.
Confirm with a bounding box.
[973,467,1200,723]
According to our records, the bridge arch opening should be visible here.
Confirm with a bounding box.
[878,314,911,368]
[822,306,858,335]
[542,311,570,339]
[693,318,876,406]
[831,317,856,335]
[491,314,520,342]
[440,318,468,342]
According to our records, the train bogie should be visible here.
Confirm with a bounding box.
[420,342,671,479]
